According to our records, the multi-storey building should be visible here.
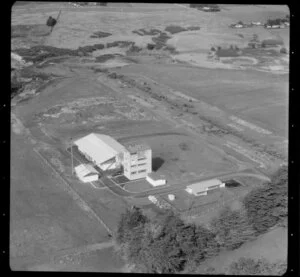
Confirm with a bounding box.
[122,143,152,180]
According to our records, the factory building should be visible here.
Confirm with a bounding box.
[74,133,152,180]
[185,179,225,196]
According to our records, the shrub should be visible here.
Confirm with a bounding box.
[243,166,287,234]
[186,26,200,31]
[226,257,287,275]
[147,43,155,50]
[280,47,287,54]
[210,206,256,250]
[90,31,112,38]
[96,54,120,63]
[165,25,187,34]
[115,209,219,273]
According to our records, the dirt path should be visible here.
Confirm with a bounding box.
[12,241,114,270]
[54,241,114,259]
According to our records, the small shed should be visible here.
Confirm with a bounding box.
[261,38,284,47]
[75,164,99,183]
[146,172,167,187]
[168,194,175,201]
[185,179,225,196]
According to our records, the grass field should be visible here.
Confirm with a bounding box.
[10,133,110,270]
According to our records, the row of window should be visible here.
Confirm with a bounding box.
[131,163,147,168]
[131,157,147,161]
[131,169,147,175]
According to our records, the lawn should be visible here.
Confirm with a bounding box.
[123,179,153,193]
[10,133,109,270]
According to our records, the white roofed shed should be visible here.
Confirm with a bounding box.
[74,133,127,170]
[185,179,225,196]
[75,164,99,183]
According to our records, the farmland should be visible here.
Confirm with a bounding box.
[11,2,288,272]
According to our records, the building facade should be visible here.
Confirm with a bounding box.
[123,143,152,180]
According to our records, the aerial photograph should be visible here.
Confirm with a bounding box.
[11,2,288,274]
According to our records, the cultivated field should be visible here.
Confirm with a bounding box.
[11,2,288,272]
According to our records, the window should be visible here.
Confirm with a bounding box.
[138,163,147,167]
[138,157,146,161]
[138,169,146,173]
[131,164,137,168]
[207,185,220,190]
[131,171,137,174]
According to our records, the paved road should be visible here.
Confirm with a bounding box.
[66,146,270,199]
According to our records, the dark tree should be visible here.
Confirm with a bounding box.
[243,166,287,234]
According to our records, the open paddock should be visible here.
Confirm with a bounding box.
[116,63,288,138]
[121,133,238,185]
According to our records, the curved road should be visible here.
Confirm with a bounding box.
[104,171,270,198]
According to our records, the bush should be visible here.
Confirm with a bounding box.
[210,206,256,250]
[186,26,200,31]
[106,41,133,48]
[243,166,287,234]
[115,209,219,273]
[151,32,171,49]
[95,54,120,63]
[226,257,287,275]
[280,47,287,54]
[165,25,187,34]
[147,43,155,50]
[90,31,112,38]
[133,28,162,36]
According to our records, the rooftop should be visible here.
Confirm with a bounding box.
[74,133,127,165]
[75,163,98,177]
[124,142,151,153]
[186,179,222,193]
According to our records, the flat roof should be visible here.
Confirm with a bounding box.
[124,142,151,153]
[186,179,222,193]
[74,133,127,165]
[75,163,98,177]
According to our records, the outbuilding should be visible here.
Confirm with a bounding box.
[146,172,167,187]
[185,179,225,196]
[75,164,99,183]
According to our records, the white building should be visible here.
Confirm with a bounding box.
[185,179,225,196]
[146,172,167,187]
[74,133,152,180]
[122,143,152,180]
[74,133,127,171]
[168,194,175,201]
[75,164,99,183]
[251,21,262,26]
